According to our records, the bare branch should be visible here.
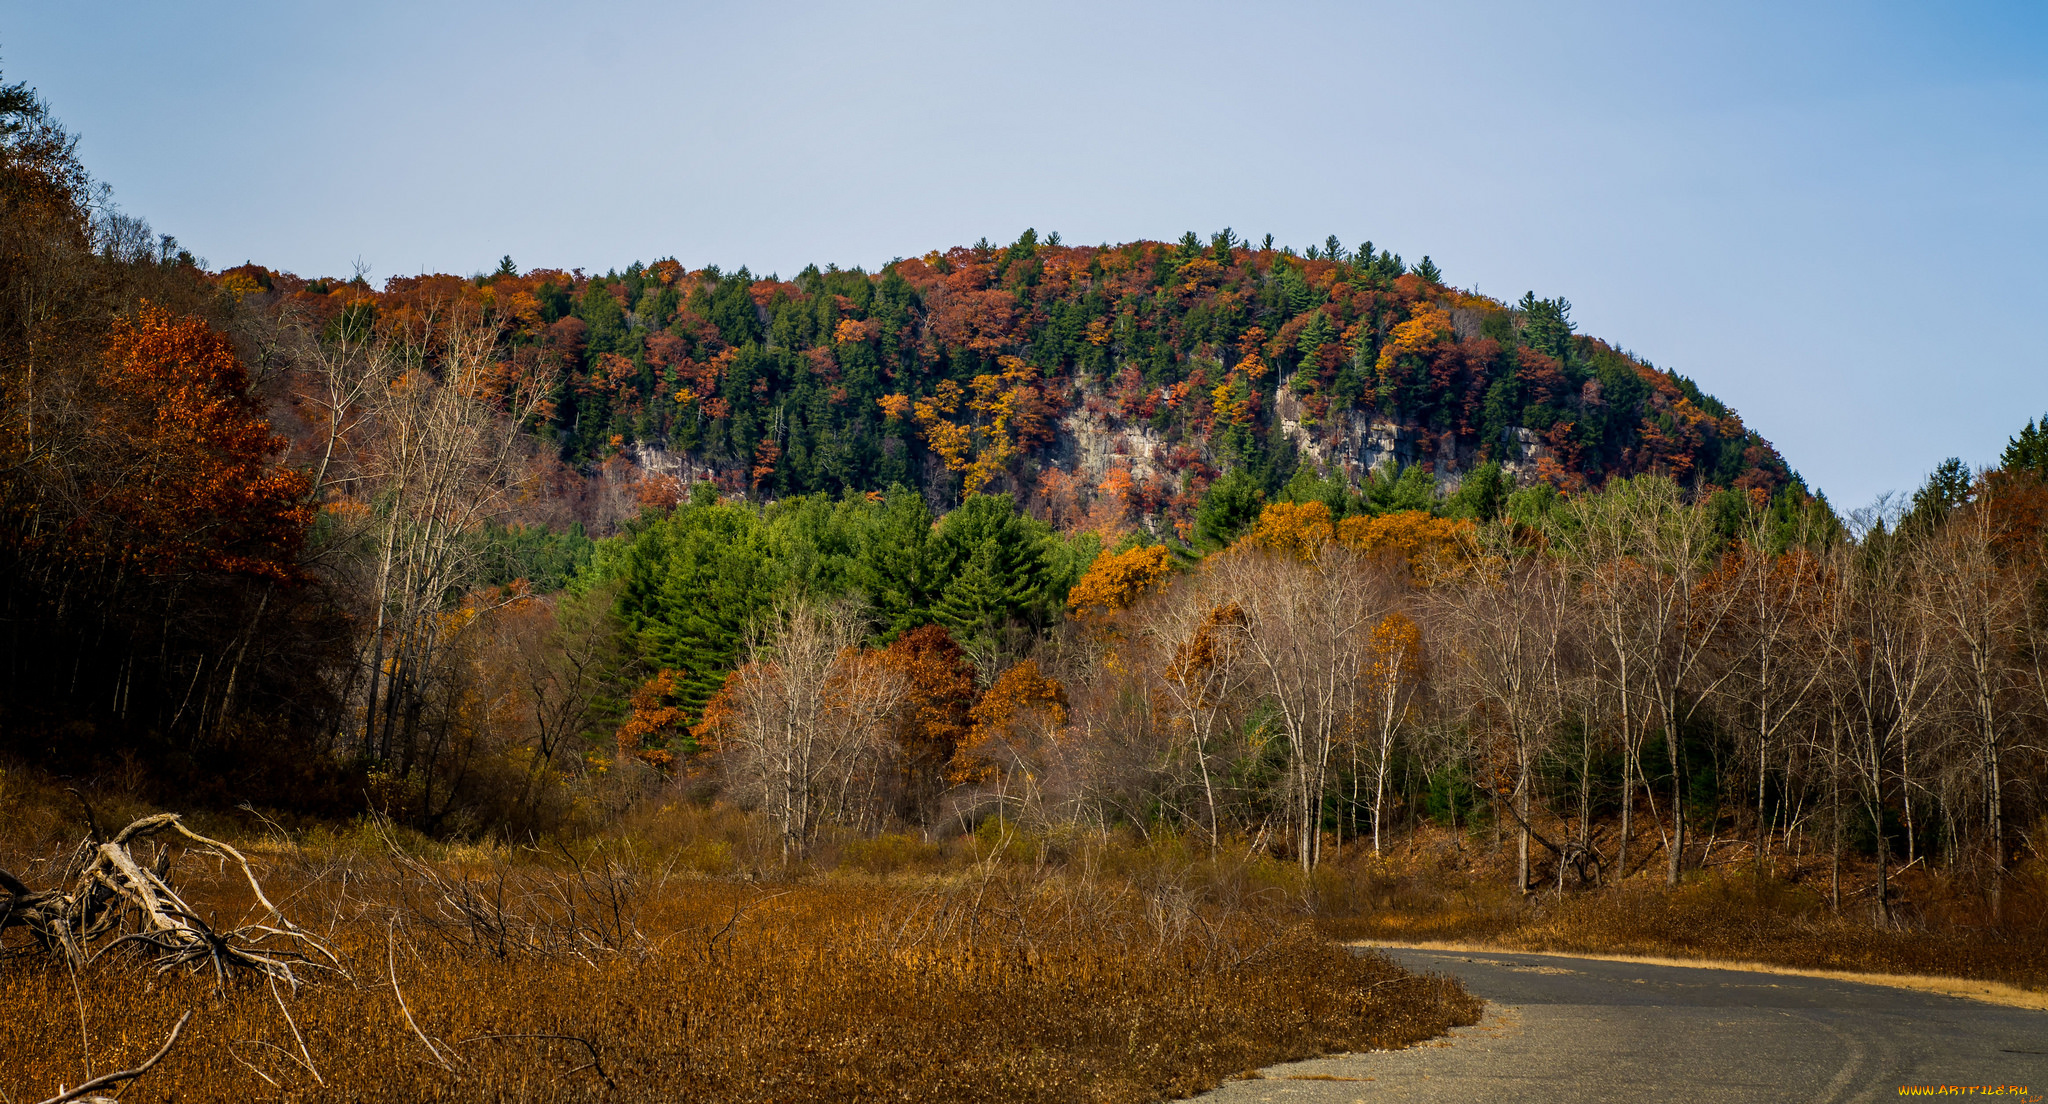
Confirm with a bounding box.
[35,1009,191,1104]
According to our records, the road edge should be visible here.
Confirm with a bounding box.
[1351,940,2048,1012]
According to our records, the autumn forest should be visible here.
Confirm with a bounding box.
[5,63,2043,884]
[3,61,2047,1104]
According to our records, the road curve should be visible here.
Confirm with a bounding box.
[1192,947,2048,1103]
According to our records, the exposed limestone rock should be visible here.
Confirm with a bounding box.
[632,441,717,486]
[1045,373,1547,506]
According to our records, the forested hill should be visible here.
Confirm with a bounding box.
[225,230,1796,533]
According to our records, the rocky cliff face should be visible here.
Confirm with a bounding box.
[1272,388,1558,494]
[1050,379,1555,504]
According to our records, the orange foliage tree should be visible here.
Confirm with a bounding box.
[616,668,689,769]
[636,473,685,513]
[875,624,980,819]
[1335,510,1478,583]
[952,661,1070,810]
[1066,544,1174,619]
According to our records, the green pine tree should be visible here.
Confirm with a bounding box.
[2001,415,2048,477]
[928,494,1058,649]
[615,501,778,721]
[1445,461,1507,522]
[1279,265,1314,316]
[1903,457,1973,534]
[578,280,627,356]
[1194,467,1266,550]
[1365,460,1438,515]
[1517,292,1574,363]
[853,487,938,638]
[1294,311,1336,364]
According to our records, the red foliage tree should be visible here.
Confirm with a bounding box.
[90,306,312,579]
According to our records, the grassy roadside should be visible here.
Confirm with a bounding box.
[1314,825,2048,997]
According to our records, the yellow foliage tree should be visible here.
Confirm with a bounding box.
[903,355,1048,496]
[1211,326,1271,429]
[1374,303,1452,375]
[1241,501,1475,582]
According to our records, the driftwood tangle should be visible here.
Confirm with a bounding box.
[0,794,336,987]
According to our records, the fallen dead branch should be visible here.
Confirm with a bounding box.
[387,917,460,1074]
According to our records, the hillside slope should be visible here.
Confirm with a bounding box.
[228,230,1796,534]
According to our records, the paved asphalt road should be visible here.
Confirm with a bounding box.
[1193,947,2048,1103]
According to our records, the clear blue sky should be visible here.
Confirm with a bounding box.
[8,1,2045,508]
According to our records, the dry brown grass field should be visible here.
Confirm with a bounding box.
[1316,822,2048,991]
[18,767,2043,1104]
[0,780,1478,1104]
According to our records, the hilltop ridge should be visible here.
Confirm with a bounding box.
[224,230,1797,535]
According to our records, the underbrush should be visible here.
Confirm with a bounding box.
[1318,823,2048,990]
[0,791,1479,1104]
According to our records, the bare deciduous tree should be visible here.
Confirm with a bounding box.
[1553,475,1724,885]
[1356,607,1425,856]
[1434,551,1571,889]
[1213,545,1388,871]
[704,599,907,858]
[1146,576,1255,848]
[342,305,557,774]
[1913,502,2025,912]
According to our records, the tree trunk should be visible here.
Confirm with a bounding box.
[1515,772,1531,892]
[1829,718,1842,913]
[1665,716,1684,887]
